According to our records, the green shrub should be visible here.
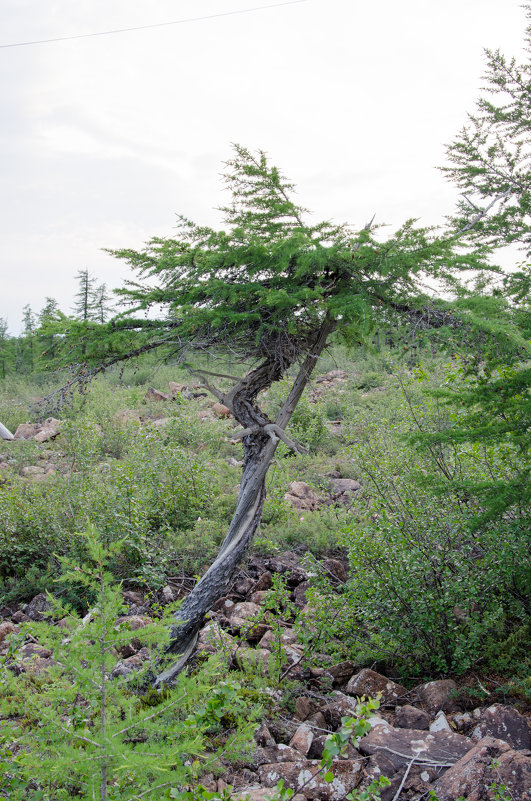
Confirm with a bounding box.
[0,428,212,597]
[0,527,262,800]
[328,416,530,676]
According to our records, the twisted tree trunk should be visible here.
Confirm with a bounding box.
[154,318,335,686]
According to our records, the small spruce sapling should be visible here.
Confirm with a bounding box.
[0,527,256,800]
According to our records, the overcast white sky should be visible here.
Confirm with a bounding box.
[1,0,526,332]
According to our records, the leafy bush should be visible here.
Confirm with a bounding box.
[0,426,212,597]
[312,403,529,676]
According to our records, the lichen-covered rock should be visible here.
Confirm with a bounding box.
[321,557,348,582]
[430,710,452,733]
[358,723,473,770]
[211,402,231,418]
[395,704,430,731]
[471,704,531,750]
[13,422,41,440]
[24,593,54,621]
[284,481,321,511]
[33,418,62,442]
[115,615,152,630]
[144,387,170,402]
[229,602,267,640]
[321,691,361,730]
[328,479,361,503]
[415,679,459,713]
[434,736,531,801]
[21,465,46,477]
[197,622,237,656]
[345,669,407,705]
[0,620,16,645]
[233,647,271,673]
[258,758,362,800]
[289,723,314,756]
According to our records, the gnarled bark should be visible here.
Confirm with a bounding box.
[153,317,335,686]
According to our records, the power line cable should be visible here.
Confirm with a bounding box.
[0,0,307,49]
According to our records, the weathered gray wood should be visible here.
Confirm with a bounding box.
[153,317,335,687]
[0,422,14,441]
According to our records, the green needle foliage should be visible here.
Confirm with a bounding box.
[54,144,485,382]
[442,4,531,256]
[0,527,261,800]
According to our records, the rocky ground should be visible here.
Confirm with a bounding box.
[1,549,529,800]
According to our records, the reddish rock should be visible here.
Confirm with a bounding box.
[324,660,355,686]
[452,711,475,734]
[234,647,271,672]
[290,723,314,756]
[434,736,531,801]
[115,615,152,630]
[306,711,327,730]
[284,481,321,511]
[117,642,138,659]
[294,696,318,721]
[18,657,57,676]
[358,723,473,770]
[21,465,46,477]
[321,557,348,582]
[251,571,273,593]
[321,691,361,730]
[33,418,62,442]
[249,590,269,605]
[229,601,260,627]
[254,723,275,748]
[329,479,361,503]
[115,409,142,426]
[144,387,170,402]
[24,593,54,621]
[415,679,458,713]
[293,581,310,607]
[11,610,30,624]
[258,758,362,800]
[13,422,41,440]
[112,647,150,677]
[21,643,53,660]
[264,554,308,585]
[395,704,430,731]
[233,577,255,597]
[211,402,231,419]
[0,621,15,644]
[168,381,186,395]
[326,369,347,381]
[360,753,399,801]
[122,589,145,607]
[345,669,407,705]
[258,629,298,650]
[229,602,267,640]
[197,622,237,656]
[471,704,531,750]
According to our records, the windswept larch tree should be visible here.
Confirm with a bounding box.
[61,144,491,685]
